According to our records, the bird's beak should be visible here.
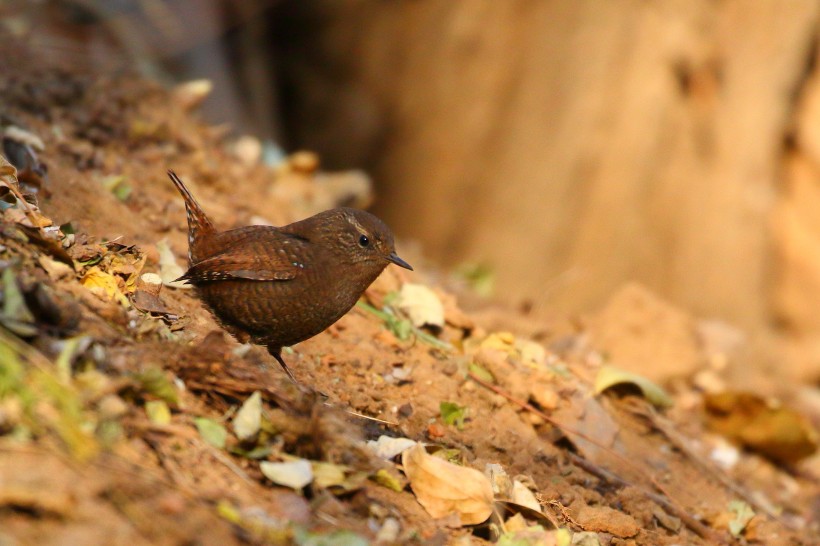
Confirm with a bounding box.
[387,252,413,271]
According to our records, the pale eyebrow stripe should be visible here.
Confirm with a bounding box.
[346,215,367,234]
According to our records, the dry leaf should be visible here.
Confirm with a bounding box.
[81,267,129,306]
[397,283,445,328]
[233,391,262,441]
[366,435,417,459]
[172,79,213,111]
[156,239,190,289]
[594,365,673,408]
[704,391,818,463]
[402,444,493,525]
[260,459,313,490]
[511,480,542,513]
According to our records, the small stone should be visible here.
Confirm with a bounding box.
[427,423,446,439]
[98,395,129,420]
[576,505,639,538]
[288,150,320,174]
[442,361,459,376]
[398,403,413,418]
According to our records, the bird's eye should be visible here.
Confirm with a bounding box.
[358,234,370,247]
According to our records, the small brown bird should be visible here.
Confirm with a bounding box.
[167,170,412,381]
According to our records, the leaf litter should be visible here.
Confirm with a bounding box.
[0,43,817,546]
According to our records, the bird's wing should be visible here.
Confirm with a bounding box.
[177,230,309,283]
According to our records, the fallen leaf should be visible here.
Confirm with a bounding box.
[511,480,541,513]
[372,468,405,492]
[81,266,129,306]
[727,500,755,537]
[233,391,262,441]
[0,268,37,336]
[260,459,313,490]
[311,462,367,492]
[594,365,673,408]
[101,174,132,202]
[194,417,227,449]
[172,79,213,111]
[401,444,493,525]
[515,339,546,367]
[366,435,417,459]
[440,401,468,429]
[480,332,516,353]
[396,283,445,328]
[497,522,556,546]
[145,400,171,424]
[156,239,190,289]
[132,367,179,406]
[704,391,818,463]
[468,362,495,384]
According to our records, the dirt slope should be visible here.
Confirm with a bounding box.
[1,50,819,546]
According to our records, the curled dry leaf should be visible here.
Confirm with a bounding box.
[156,239,190,289]
[260,459,313,490]
[401,444,493,525]
[233,391,262,441]
[594,365,673,408]
[366,435,417,459]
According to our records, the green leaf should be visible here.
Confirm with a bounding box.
[387,316,413,341]
[440,401,468,429]
[594,365,673,408]
[54,336,90,381]
[133,367,179,405]
[195,417,227,449]
[372,468,403,492]
[101,174,131,201]
[468,362,495,383]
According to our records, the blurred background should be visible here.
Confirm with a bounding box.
[6,0,820,377]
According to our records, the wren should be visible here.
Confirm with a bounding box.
[167,170,412,381]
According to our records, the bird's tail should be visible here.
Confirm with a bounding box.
[167,170,215,263]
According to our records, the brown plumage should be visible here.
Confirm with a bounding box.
[167,170,412,381]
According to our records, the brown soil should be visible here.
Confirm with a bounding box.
[1,47,819,546]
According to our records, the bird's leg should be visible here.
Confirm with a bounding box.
[267,344,298,383]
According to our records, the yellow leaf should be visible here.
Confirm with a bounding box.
[480,332,516,352]
[81,267,129,306]
[402,444,493,525]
